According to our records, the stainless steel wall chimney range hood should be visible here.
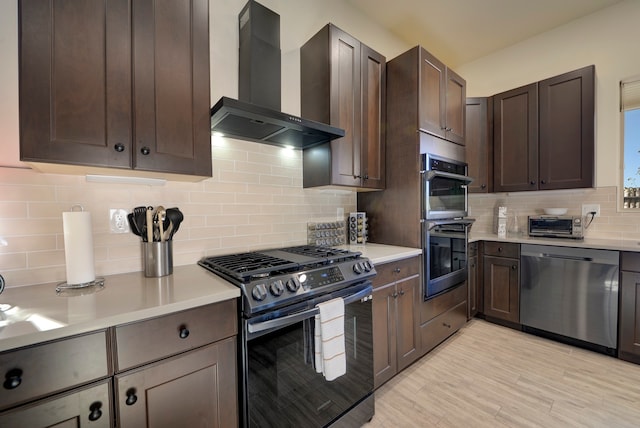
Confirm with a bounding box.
[210,1,345,149]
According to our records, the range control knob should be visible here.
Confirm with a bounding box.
[270,280,285,296]
[353,263,363,274]
[363,261,373,272]
[286,277,301,292]
[251,283,268,301]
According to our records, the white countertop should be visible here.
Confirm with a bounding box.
[471,233,640,252]
[0,244,420,352]
[0,265,239,352]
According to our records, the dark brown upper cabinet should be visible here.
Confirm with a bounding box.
[19,0,212,179]
[466,97,493,193]
[419,48,466,145]
[301,24,386,190]
[492,65,594,192]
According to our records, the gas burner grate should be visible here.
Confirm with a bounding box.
[279,245,360,261]
[198,253,299,283]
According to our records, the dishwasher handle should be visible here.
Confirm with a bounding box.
[540,253,593,262]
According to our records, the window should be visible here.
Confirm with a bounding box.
[622,79,640,209]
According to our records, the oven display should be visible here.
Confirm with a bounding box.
[300,267,344,289]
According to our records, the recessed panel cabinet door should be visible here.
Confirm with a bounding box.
[115,338,237,428]
[19,0,132,168]
[133,0,211,176]
[445,68,466,145]
[361,44,386,189]
[419,49,446,137]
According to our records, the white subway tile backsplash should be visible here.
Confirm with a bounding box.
[0,140,356,287]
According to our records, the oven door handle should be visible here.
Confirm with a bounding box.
[247,286,372,334]
[426,218,476,230]
[424,170,474,183]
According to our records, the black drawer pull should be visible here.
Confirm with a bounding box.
[393,268,401,273]
[512,265,518,270]
[140,146,151,155]
[3,368,22,390]
[88,401,103,421]
[442,322,451,329]
[114,143,125,152]
[126,388,138,406]
[179,326,190,339]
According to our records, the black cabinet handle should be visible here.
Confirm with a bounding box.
[481,184,486,189]
[3,368,22,390]
[391,291,398,299]
[442,322,451,328]
[530,180,536,185]
[125,388,138,406]
[399,289,405,296]
[179,326,190,339]
[512,265,518,270]
[541,180,546,184]
[114,143,125,152]
[140,146,151,155]
[497,247,503,252]
[363,174,369,180]
[393,268,401,273]
[88,401,103,421]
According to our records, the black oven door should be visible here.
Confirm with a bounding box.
[241,283,373,428]
[423,219,474,300]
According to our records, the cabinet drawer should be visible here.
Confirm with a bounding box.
[115,300,237,371]
[0,331,109,411]
[621,251,640,272]
[373,256,421,288]
[0,379,112,428]
[420,282,466,323]
[421,301,467,354]
[483,241,519,258]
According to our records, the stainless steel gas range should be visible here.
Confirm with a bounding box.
[198,245,376,428]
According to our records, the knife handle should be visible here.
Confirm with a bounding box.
[146,208,154,243]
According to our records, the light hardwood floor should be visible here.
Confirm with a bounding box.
[365,319,640,427]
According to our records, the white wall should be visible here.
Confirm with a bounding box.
[457,0,640,189]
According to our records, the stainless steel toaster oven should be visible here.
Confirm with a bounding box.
[528,215,584,239]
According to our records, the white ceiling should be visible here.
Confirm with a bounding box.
[345,0,623,67]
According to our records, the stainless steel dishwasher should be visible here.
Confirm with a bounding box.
[520,244,619,354]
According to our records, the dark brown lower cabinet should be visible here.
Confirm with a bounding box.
[467,242,480,319]
[619,252,640,364]
[0,380,112,428]
[482,242,520,324]
[115,337,237,428]
[419,282,467,354]
[372,257,420,388]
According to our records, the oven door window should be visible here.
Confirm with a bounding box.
[244,299,373,427]
[427,174,467,214]
[425,224,468,299]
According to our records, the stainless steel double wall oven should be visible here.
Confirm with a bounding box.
[421,152,474,300]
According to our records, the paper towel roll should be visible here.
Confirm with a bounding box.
[63,210,96,285]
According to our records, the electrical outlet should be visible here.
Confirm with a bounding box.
[581,204,601,218]
[110,209,129,234]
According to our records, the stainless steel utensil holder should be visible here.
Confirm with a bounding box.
[143,241,173,277]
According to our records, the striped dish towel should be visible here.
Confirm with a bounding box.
[314,297,346,381]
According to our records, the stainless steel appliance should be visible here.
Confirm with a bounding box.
[521,244,619,355]
[198,245,376,428]
[528,215,584,239]
[421,153,475,299]
[422,153,472,220]
[423,219,474,299]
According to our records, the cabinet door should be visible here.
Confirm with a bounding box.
[132,0,211,176]
[538,65,594,190]
[19,0,132,168]
[466,97,493,193]
[372,282,397,389]
[0,380,112,428]
[620,271,640,362]
[467,254,479,319]
[483,256,520,323]
[493,83,538,192]
[360,44,386,189]
[419,48,446,138]
[395,274,420,371]
[445,68,466,145]
[328,26,362,187]
[115,338,237,428]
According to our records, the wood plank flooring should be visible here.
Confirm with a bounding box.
[364,319,640,427]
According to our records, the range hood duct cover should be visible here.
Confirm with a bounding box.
[210,0,344,149]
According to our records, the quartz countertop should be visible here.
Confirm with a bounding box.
[344,243,422,264]
[471,233,640,252]
[0,265,239,352]
[0,244,420,352]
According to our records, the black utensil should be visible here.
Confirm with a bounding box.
[127,213,141,236]
[165,208,184,240]
[132,206,148,241]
